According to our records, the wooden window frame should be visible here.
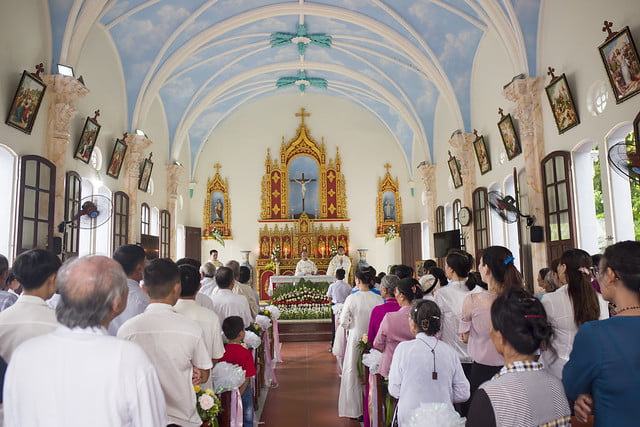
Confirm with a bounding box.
[16,155,55,255]
[160,209,171,258]
[435,206,445,233]
[112,191,129,249]
[63,171,82,260]
[473,187,489,261]
[542,151,576,262]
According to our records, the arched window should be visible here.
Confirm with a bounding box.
[542,151,576,261]
[140,203,150,235]
[63,171,82,260]
[488,182,505,247]
[0,144,18,259]
[113,191,129,249]
[160,210,171,258]
[452,199,465,250]
[435,206,445,233]
[472,187,489,261]
[16,155,55,255]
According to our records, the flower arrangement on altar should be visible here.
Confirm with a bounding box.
[356,333,372,377]
[384,224,399,243]
[203,225,225,246]
[329,245,338,258]
[194,385,221,426]
[270,244,281,262]
[270,281,332,320]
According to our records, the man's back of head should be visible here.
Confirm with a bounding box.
[144,258,180,300]
[0,254,9,284]
[225,260,240,279]
[12,249,61,291]
[178,264,200,298]
[113,244,146,279]
[199,261,216,278]
[215,267,234,289]
[176,257,201,269]
[390,264,414,279]
[56,256,128,328]
[335,268,346,281]
[238,266,251,284]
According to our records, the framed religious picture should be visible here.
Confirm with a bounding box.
[138,154,153,192]
[448,152,463,189]
[74,115,101,164]
[545,72,580,134]
[473,133,492,174]
[5,69,47,134]
[106,137,127,179]
[498,113,522,160]
[598,25,640,104]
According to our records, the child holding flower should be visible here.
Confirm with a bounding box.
[220,316,256,427]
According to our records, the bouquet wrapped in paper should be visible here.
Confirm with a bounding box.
[243,330,262,349]
[255,314,272,331]
[362,348,382,374]
[211,362,246,393]
[407,402,466,427]
[264,305,281,320]
[193,385,221,426]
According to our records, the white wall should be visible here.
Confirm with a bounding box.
[190,92,412,271]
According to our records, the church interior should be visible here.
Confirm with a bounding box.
[1,0,640,426]
[0,0,638,287]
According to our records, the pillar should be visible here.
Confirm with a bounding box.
[123,133,152,243]
[166,163,184,257]
[449,131,477,254]
[503,77,546,281]
[417,163,437,256]
[42,74,89,237]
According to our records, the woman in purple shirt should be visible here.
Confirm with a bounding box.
[368,274,400,341]
[460,246,523,397]
[374,277,424,378]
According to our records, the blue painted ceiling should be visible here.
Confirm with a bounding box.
[48,0,541,177]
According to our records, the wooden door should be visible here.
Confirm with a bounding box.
[185,226,202,262]
[542,152,576,263]
[400,223,422,272]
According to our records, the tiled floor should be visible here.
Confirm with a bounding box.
[260,341,361,427]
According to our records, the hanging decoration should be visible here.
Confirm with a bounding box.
[276,70,328,92]
[270,24,332,56]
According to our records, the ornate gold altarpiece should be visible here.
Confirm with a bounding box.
[202,163,232,239]
[257,109,350,299]
[376,163,402,237]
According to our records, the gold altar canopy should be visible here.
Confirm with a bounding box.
[260,108,348,221]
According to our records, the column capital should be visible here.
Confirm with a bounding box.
[43,74,89,105]
[448,131,477,182]
[166,163,184,199]
[502,77,543,138]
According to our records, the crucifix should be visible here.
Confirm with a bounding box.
[290,172,316,213]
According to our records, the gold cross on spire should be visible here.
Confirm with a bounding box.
[384,163,392,172]
[213,163,221,174]
[296,108,310,125]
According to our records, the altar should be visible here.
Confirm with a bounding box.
[268,274,334,296]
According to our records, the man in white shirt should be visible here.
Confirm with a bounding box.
[295,250,318,276]
[326,268,351,304]
[176,257,216,311]
[0,249,61,363]
[327,246,352,277]
[199,261,217,297]
[3,255,167,427]
[209,266,253,327]
[175,264,225,390]
[118,258,212,427]
[108,244,149,335]
[214,260,259,319]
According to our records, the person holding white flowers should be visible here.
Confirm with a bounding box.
[388,299,470,426]
[338,266,383,421]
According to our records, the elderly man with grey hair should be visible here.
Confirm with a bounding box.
[3,256,167,426]
[198,261,217,297]
[211,260,259,318]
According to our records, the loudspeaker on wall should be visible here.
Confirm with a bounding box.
[530,226,544,243]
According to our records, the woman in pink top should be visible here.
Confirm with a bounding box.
[459,246,523,396]
[374,277,424,378]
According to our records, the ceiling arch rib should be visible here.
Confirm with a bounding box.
[133,3,462,132]
[174,61,423,165]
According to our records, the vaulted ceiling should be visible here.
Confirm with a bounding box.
[49,0,541,176]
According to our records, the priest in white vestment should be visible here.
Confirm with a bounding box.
[295,250,318,276]
[327,246,352,277]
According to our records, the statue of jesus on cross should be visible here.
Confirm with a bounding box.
[290,172,316,213]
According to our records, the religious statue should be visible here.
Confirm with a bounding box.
[214,199,223,221]
[326,246,352,277]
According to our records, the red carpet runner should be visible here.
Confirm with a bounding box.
[260,341,361,427]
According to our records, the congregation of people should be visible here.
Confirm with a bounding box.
[0,246,260,427]
[329,241,640,427]
[1,239,640,426]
